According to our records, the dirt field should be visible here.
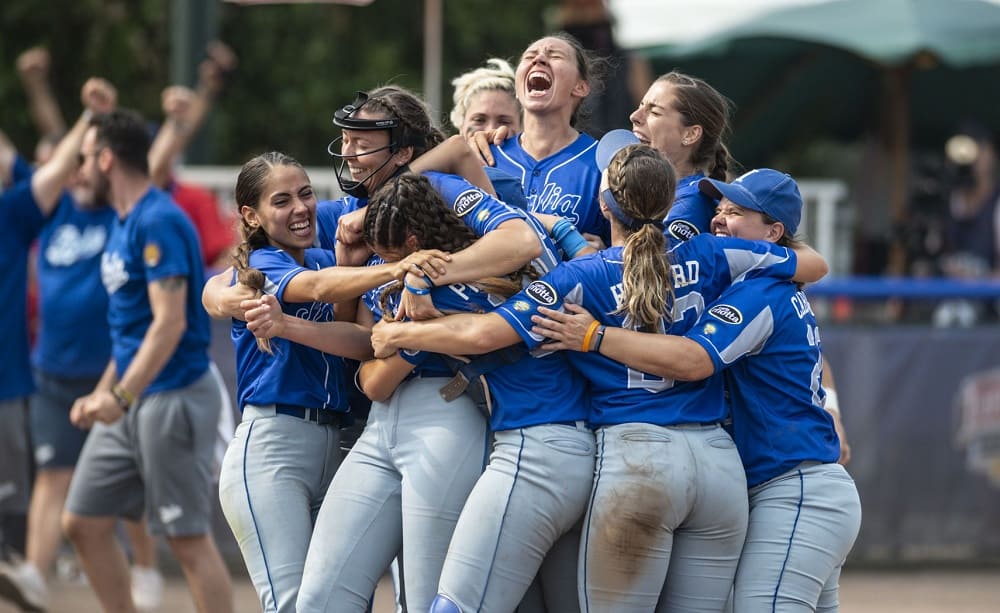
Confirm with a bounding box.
[2,567,998,612]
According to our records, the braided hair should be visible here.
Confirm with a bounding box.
[362,173,534,319]
[232,151,308,353]
[604,144,678,332]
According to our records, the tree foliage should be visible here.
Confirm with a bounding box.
[1,0,553,165]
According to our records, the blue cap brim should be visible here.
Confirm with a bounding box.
[596,129,640,172]
[698,177,763,214]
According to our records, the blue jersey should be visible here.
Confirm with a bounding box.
[315,198,349,252]
[100,187,210,393]
[233,247,348,412]
[360,172,562,319]
[664,172,716,248]
[496,235,799,427]
[33,194,116,378]
[686,278,840,487]
[0,179,46,401]
[12,154,33,184]
[491,133,609,245]
[426,282,588,431]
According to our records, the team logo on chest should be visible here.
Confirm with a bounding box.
[525,280,558,306]
[453,189,484,217]
[708,304,743,324]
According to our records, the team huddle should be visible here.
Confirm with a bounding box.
[1,32,860,613]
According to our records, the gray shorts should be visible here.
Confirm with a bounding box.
[29,370,97,469]
[65,370,221,537]
[0,398,30,514]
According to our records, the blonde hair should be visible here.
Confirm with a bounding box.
[449,58,519,132]
[606,144,678,332]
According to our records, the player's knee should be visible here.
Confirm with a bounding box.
[61,511,113,544]
[430,594,463,613]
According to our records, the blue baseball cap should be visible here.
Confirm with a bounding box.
[698,168,803,235]
[596,129,640,172]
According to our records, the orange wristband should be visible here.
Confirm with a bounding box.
[581,320,601,352]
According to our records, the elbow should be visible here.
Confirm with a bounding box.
[512,225,543,264]
[669,348,715,382]
[359,378,392,403]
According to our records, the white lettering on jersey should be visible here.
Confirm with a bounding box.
[45,224,107,267]
[447,283,504,308]
[671,260,700,288]
[609,282,625,309]
[531,182,583,223]
[100,252,129,295]
[791,291,814,319]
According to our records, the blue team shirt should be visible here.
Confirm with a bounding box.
[0,179,46,401]
[687,278,840,487]
[424,282,588,431]
[100,187,210,393]
[491,133,609,245]
[33,194,116,378]
[664,172,716,248]
[496,235,799,427]
[232,247,348,412]
[315,198,349,252]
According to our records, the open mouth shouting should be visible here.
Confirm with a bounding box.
[526,71,552,98]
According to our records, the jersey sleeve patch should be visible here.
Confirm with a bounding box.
[143,242,162,268]
[453,189,484,217]
[708,304,743,324]
[668,219,699,242]
[525,280,558,306]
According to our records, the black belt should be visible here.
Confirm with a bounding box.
[275,405,344,426]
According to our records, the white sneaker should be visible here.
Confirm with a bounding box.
[130,565,164,611]
[0,559,48,612]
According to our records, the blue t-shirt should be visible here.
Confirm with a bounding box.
[491,133,609,245]
[232,247,348,412]
[496,235,799,427]
[0,179,46,401]
[33,194,116,378]
[664,172,716,248]
[100,187,210,393]
[687,279,840,487]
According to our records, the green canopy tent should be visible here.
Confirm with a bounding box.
[640,0,1000,225]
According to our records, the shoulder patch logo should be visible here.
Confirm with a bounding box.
[708,304,743,324]
[525,280,558,306]
[668,219,699,242]
[513,300,531,312]
[476,208,491,224]
[143,242,162,268]
[453,189,484,217]
[702,322,717,335]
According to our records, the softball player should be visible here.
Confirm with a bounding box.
[216,152,377,613]
[629,72,734,247]
[487,34,609,246]
[530,168,855,613]
[494,138,827,613]
[450,58,522,140]
[366,175,594,613]
[290,173,552,613]
[689,171,861,612]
